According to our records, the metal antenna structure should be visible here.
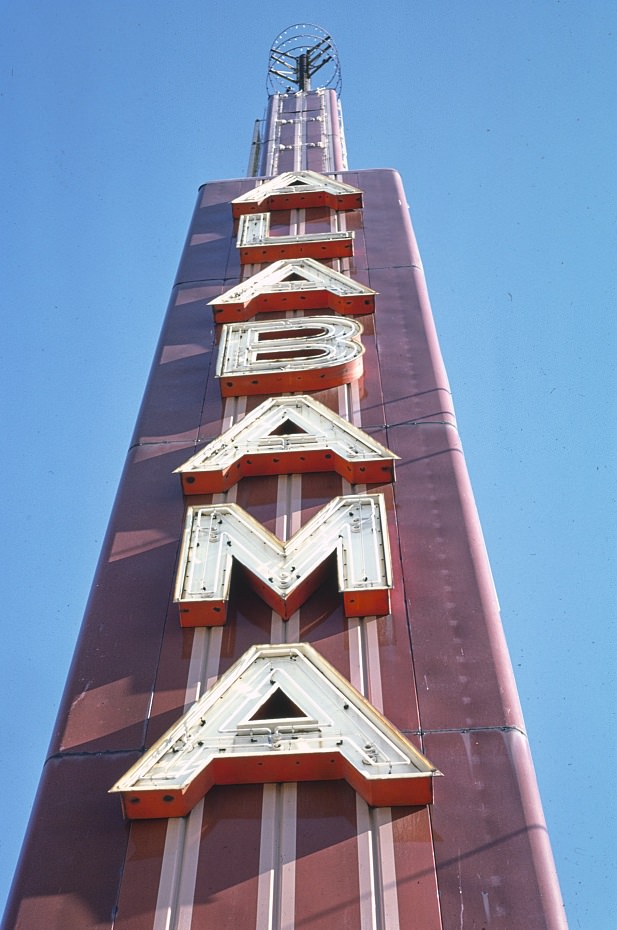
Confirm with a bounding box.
[267,23,342,96]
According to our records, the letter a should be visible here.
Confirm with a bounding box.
[176,394,397,493]
[110,643,440,820]
[210,258,376,322]
[231,170,363,216]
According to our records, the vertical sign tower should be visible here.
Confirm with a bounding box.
[3,25,567,930]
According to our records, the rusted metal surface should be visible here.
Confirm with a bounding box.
[2,164,566,929]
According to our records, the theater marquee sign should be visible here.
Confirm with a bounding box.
[111,170,440,819]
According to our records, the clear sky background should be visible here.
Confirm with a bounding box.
[1,2,615,927]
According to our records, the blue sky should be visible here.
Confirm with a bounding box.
[1,2,615,926]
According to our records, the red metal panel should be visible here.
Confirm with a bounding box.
[144,623,199,745]
[187,786,263,929]
[49,441,189,755]
[294,782,362,928]
[113,822,168,930]
[304,93,324,111]
[274,149,295,173]
[378,490,423,733]
[278,122,296,147]
[2,755,136,930]
[369,265,456,426]
[389,421,525,730]
[174,183,238,287]
[425,729,567,929]
[281,95,299,114]
[131,285,218,446]
[304,204,335,232]
[305,147,324,172]
[391,807,443,929]
[352,169,417,269]
[305,117,323,144]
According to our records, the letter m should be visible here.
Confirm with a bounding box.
[174,494,392,625]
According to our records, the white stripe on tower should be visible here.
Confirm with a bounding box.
[149,291,250,930]
[255,219,305,925]
[295,96,303,172]
[340,334,400,928]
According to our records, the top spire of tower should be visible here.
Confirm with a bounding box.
[249,25,347,176]
[267,24,342,96]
